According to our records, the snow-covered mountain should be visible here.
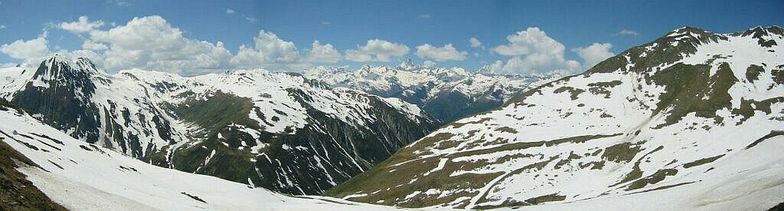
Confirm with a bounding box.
[305,61,558,122]
[0,56,437,194]
[327,26,784,210]
[0,104,396,210]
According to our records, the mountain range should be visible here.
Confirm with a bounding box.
[0,56,440,194]
[305,61,558,122]
[326,26,784,210]
[1,26,783,210]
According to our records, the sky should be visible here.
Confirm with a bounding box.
[0,0,782,76]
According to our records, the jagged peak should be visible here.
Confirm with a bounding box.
[397,59,415,70]
[42,54,70,67]
[74,57,99,72]
[738,25,784,37]
[30,55,106,91]
[36,55,104,77]
[665,26,715,39]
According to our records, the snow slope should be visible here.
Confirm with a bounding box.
[327,26,784,210]
[0,107,399,210]
[0,56,437,194]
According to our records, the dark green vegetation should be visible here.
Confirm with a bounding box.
[651,63,737,127]
[173,90,258,136]
[683,154,725,168]
[602,142,643,163]
[626,168,678,190]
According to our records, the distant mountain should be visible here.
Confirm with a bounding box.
[305,61,558,122]
[0,56,437,194]
[0,102,395,210]
[326,26,784,210]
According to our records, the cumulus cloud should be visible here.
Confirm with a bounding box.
[4,15,334,74]
[0,25,6,30]
[489,27,580,75]
[230,31,300,68]
[306,40,341,63]
[617,29,640,37]
[572,43,614,69]
[0,33,50,63]
[59,16,104,33]
[88,16,232,75]
[415,44,467,61]
[225,8,235,15]
[469,37,482,48]
[82,40,108,51]
[345,39,409,62]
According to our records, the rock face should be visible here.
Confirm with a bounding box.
[305,62,557,122]
[326,26,784,210]
[0,58,437,194]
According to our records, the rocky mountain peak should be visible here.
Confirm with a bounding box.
[33,55,102,84]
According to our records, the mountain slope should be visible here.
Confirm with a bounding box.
[0,58,437,194]
[0,104,397,210]
[0,102,66,211]
[326,26,784,210]
[306,62,557,122]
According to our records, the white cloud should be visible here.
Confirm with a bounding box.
[306,40,341,63]
[0,25,6,30]
[345,39,409,62]
[572,43,614,69]
[494,27,561,56]
[469,37,482,48]
[225,8,235,15]
[418,14,432,19]
[59,16,104,33]
[88,16,232,75]
[415,43,467,61]
[82,40,108,51]
[230,31,300,68]
[490,27,580,75]
[3,15,333,74]
[321,21,330,25]
[617,29,640,37]
[0,33,50,63]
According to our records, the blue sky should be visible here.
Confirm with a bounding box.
[0,0,782,75]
